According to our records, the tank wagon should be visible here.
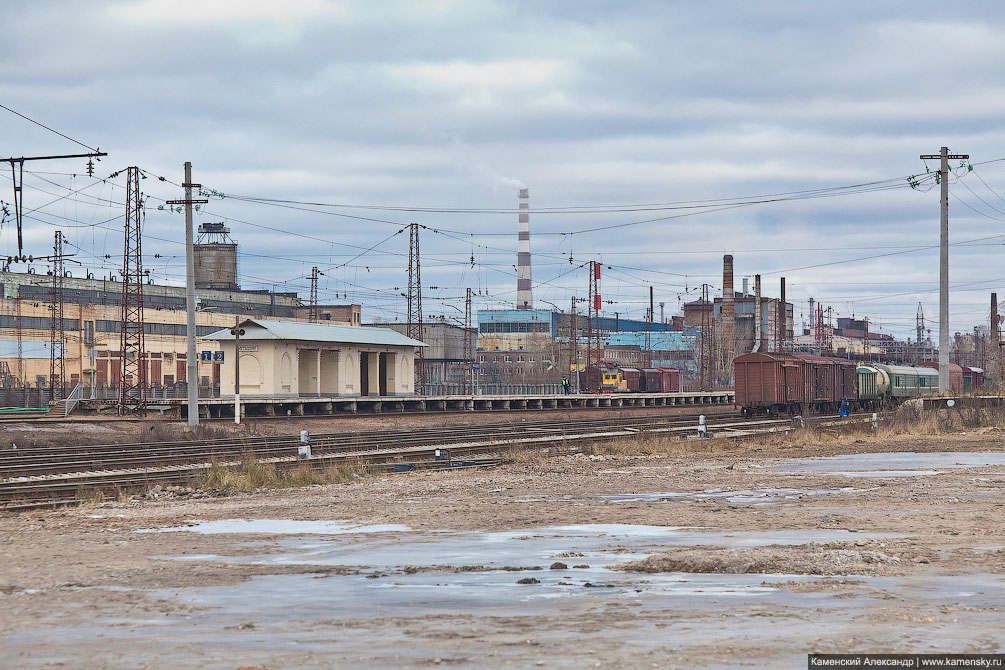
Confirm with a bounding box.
[734,352,856,415]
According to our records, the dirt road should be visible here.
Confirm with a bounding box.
[1,426,1003,668]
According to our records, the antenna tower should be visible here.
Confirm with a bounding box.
[118,167,146,413]
[48,231,65,402]
[309,266,319,322]
[406,223,424,391]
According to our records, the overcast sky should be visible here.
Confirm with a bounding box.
[3,0,1005,339]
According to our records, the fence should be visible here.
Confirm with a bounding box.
[422,383,563,396]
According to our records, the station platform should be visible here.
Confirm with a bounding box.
[88,390,735,419]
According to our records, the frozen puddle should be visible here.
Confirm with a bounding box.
[599,487,869,505]
[767,451,1005,477]
[141,519,411,535]
[159,522,901,581]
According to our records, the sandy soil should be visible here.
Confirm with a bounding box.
[1,424,1004,668]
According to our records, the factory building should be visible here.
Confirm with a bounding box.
[476,308,674,383]
[0,269,360,395]
[367,319,476,388]
[204,319,424,397]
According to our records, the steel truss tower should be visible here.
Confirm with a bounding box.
[586,261,601,368]
[309,266,319,323]
[464,287,473,394]
[118,167,146,413]
[407,223,424,391]
[699,283,714,390]
[49,231,65,402]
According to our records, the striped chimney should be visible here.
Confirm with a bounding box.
[516,187,533,309]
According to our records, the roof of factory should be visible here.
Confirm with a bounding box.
[604,331,696,350]
[203,319,427,346]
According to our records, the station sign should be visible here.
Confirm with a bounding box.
[570,363,585,372]
[471,363,480,370]
[213,351,225,362]
[199,351,212,362]
[238,345,258,352]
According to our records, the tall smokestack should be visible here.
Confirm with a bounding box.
[516,188,532,309]
[753,274,762,353]
[779,277,786,351]
[722,255,735,375]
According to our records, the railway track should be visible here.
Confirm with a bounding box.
[0,411,874,510]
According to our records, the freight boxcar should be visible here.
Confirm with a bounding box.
[640,368,662,392]
[734,352,856,415]
[656,367,681,393]
[621,368,642,392]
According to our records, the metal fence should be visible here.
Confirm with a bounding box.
[422,383,563,396]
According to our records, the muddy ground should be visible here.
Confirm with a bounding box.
[1,422,1003,669]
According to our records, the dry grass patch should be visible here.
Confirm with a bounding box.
[195,452,368,492]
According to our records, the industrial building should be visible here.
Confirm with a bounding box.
[367,319,476,389]
[204,319,425,398]
[476,308,674,383]
[0,223,361,397]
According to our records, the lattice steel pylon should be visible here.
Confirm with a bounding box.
[15,293,23,385]
[699,283,714,390]
[406,223,424,391]
[464,287,473,394]
[309,266,319,323]
[586,261,600,368]
[118,167,146,414]
[48,231,65,402]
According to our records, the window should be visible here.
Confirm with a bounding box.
[504,355,512,362]
[516,367,523,375]
[479,355,485,362]
[505,368,512,374]
[517,355,524,362]
[492,356,499,362]
[529,355,536,362]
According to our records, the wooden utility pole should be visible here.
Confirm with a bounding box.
[921,147,969,392]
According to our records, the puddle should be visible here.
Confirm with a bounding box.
[160,523,899,576]
[768,451,1005,477]
[140,520,411,535]
[599,487,869,505]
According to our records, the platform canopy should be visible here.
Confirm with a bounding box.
[203,319,427,347]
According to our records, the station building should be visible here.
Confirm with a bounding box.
[204,319,425,397]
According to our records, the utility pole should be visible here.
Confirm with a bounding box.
[464,287,473,394]
[48,231,65,404]
[406,223,424,392]
[921,147,968,393]
[166,162,208,426]
[119,167,147,415]
[646,285,654,368]
[15,294,23,386]
[570,296,580,392]
[309,267,319,323]
[2,151,107,258]
[993,293,1002,388]
[231,319,245,424]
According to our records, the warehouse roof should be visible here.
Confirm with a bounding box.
[202,319,426,347]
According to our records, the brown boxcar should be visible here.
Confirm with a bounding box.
[656,367,680,393]
[734,353,856,414]
[640,368,661,392]
[582,365,604,393]
[621,368,642,392]
[919,362,963,394]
